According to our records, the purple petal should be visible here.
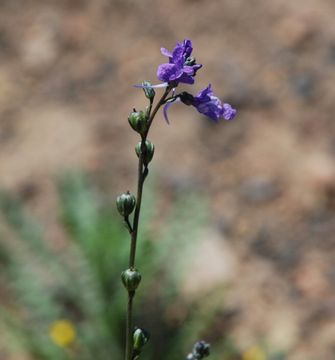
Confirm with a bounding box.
[172,46,185,66]
[195,96,222,122]
[192,63,203,73]
[222,103,237,120]
[163,102,173,124]
[169,67,184,81]
[161,47,172,58]
[182,65,196,75]
[177,72,195,84]
[163,98,180,124]
[157,63,179,82]
[196,84,212,99]
[183,39,193,57]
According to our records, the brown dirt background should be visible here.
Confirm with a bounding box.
[0,0,335,359]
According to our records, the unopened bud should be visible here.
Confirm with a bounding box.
[135,140,155,165]
[121,268,141,292]
[185,56,196,66]
[128,110,148,134]
[133,328,150,352]
[142,81,155,101]
[193,341,210,359]
[116,192,136,217]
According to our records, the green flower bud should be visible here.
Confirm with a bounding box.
[128,110,148,134]
[121,268,141,292]
[116,191,136,217]
[133,328,149,352]
[135,140,155,165]
[142,81,155,101]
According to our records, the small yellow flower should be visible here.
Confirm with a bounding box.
[242,345,267,360]
[49,319,76,348]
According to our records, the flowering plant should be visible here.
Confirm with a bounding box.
[116,39,236,360]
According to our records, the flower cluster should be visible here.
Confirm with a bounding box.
[155,39,236,123]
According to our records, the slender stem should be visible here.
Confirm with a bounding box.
[125,292,134,360]
[129,86,171,268]
[124,87,171,360]
[145,87,171,136]
[124,216,133,233]
[129,154,145,268]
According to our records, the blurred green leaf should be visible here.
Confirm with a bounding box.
[0,170,243,360]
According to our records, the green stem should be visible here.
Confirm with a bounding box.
[145,86,172,136]
[125,292,134,360]
[124,86,171,360]
[129,153,144,268]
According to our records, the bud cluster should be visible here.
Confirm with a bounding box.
[186,341,210,360]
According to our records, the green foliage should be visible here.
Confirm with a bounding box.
[0,171,236,360]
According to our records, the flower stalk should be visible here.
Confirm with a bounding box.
[117,39,236,360]
[122,87,171,360]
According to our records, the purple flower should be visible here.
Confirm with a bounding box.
[163,85,237,123]
[191,85,237,122]
[157,39,202,85]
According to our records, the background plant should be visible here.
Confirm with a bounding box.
[0,171,247,360]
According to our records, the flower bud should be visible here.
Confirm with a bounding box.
[116,191,136,217]
[135,140,155,165]
[121,268,141,292]
[193,341,210,358]
[142,81,155,101]
[128,110,148,134]
[133,328,149,352]
[185,56,196,66]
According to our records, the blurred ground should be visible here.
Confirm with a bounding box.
[0,0,335,359]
